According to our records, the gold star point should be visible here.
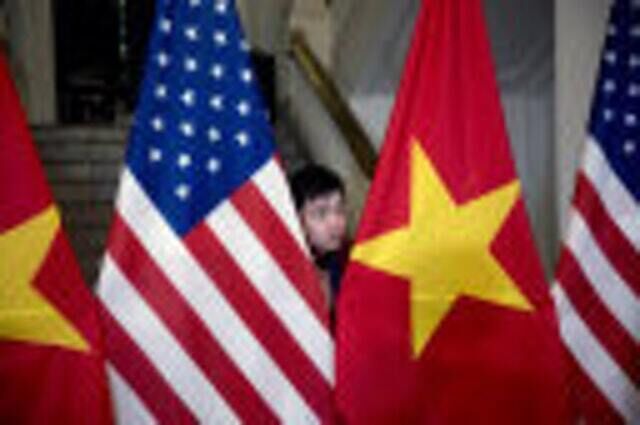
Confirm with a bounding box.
[0,206,88,351]
[352,140,532,357]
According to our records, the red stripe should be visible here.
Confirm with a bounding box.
[575,172,640,296]
[108,214,278,424]
[556,247,640,386]
[231,181,329,329]
[566,354,625,424]
[185,224,334,422]
[98,304,197,424]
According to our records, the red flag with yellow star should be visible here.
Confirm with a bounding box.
[0,53,112,423]
[335,0,573,423]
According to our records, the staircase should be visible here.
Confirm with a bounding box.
[33,126,127,286]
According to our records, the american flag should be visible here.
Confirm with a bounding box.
[552,0,640,422]
[96,0,334,422]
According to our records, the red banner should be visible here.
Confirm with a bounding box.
[0,53,112,424]
[335,0,573,422]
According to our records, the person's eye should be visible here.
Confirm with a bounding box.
[313,207,329,219]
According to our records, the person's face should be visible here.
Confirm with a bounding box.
[300,191,347,256]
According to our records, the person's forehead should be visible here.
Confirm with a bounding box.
[305,190,344,207]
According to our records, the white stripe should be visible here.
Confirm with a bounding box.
[552,284,640,422]
[207,200,334,383]
[252,158,310,255]
[583,137,640,250]
[565,208,640,342]
[114,169,319,424]
[107,363,156,425]
[98,256,240,424]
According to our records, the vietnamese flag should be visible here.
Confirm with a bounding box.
[0,53,113,423]
[335,0,573,423]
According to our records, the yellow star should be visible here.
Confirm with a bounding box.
[352,140,533,357]
[0,206,88,351]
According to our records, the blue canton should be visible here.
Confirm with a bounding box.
[589,0,640,202]
[127,0,274,236]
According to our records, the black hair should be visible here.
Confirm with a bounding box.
[289,164,345,211]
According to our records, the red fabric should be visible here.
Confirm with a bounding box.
[0,53,113,424]
[335,0,573,423]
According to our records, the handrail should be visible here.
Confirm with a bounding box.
[289,30,377,179]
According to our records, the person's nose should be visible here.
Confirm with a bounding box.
[328,211,346,230]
